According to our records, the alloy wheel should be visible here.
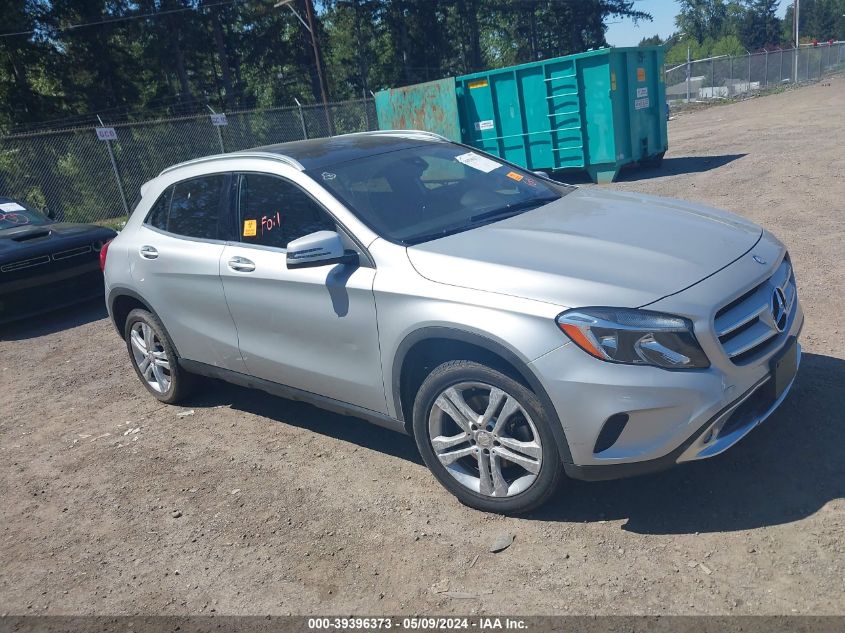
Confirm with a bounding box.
[427,381,542,498]
[129,321,172,393]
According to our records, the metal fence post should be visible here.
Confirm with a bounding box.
[818,47,823,78]
[748,52,752,89]
[686,46,691,102]
[729,55,733,95]
[779,48,784,83]
[294,98,308,140]
[764,50,769,87]
[97,116,129,217]
[711,56,715,94]
[206,106,225,153]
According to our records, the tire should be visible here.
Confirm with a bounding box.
[124,308,196,404]
[412,360,564,514]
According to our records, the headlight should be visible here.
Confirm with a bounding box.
[556,307,709,369]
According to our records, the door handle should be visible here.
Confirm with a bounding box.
[139,245,158,260]
[228,256,256,273]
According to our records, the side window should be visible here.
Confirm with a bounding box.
[237,174,335,249]
[144,187,172,231]
[167,175,226,240]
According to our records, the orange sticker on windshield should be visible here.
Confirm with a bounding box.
[506,171,524,182]
[243,219,257,237]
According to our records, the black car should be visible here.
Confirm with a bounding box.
[0,196,117,325]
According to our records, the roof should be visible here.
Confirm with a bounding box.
[248,130,446,171]
[157,131,446,178]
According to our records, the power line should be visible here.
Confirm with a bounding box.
[0,0,247,39]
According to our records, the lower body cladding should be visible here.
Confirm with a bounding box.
[532,313,803,482]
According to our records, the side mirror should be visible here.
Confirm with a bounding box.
[45,207,56,220]
[286,230,357,269]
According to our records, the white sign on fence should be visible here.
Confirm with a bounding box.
[95,127,117,141]
[210,113,228,127]
[636,87,649,98]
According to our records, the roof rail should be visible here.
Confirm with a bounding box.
[158,151,304,177]
[352,129,448,142]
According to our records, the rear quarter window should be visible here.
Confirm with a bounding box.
[168,176,226,240]
[143,175,226,240]
[144,187,172,231]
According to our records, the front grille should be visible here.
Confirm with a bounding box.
[0,255,51,273]
[714,256,797,364]
[52,245,92,260]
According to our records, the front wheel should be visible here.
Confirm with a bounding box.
[412,360,564,514]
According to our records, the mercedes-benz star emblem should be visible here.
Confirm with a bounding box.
[771,287,788,332]
[753,255,767,265]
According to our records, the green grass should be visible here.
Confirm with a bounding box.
[95,215,127,231]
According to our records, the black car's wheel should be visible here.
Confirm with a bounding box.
[412,360,563,514]
[124,308,195,404]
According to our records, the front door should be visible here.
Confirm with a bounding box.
[219,172,386,414]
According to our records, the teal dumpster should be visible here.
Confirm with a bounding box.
[375,46,668,183]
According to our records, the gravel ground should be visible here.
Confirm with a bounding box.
[1,77,844,617]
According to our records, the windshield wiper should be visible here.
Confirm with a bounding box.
[468,196,559,223]
[403,224,477,245]
[404,196,560,245]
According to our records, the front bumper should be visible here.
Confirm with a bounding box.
[530,243,804,481]
[0,260,104,325]
[556,340,801,482]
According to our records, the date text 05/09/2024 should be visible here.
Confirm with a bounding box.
[307,618,528,631]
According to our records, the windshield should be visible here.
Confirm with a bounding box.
[0,201,51,231]
[309,143,573,244]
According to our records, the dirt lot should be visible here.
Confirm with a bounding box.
[2,77,844,617]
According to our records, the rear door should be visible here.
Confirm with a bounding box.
[128,174,246,372]
[219,172,386,414]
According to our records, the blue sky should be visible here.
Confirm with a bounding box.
[605,0,791,47]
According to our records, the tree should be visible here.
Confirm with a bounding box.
[711,33,746,55]
[639,34,664,46]
[0,0,59,127]
[675,0,730,42]
[0,0,654,129]
[783,0,845,43]
[740,0,782,49]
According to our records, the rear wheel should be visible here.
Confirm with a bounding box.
[124,308,195,404]
[412,360,563,514]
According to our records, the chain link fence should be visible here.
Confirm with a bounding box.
[0,98,377,225]
[2,43,843,226]
[666,42,844,106]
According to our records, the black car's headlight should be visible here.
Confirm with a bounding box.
[556,307,709,369]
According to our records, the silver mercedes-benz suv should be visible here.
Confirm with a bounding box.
[103,131,802,514]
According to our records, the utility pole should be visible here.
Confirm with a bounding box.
[275,0,333,135]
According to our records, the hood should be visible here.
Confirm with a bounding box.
[0,222,117,263]
[406,187,762,308]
